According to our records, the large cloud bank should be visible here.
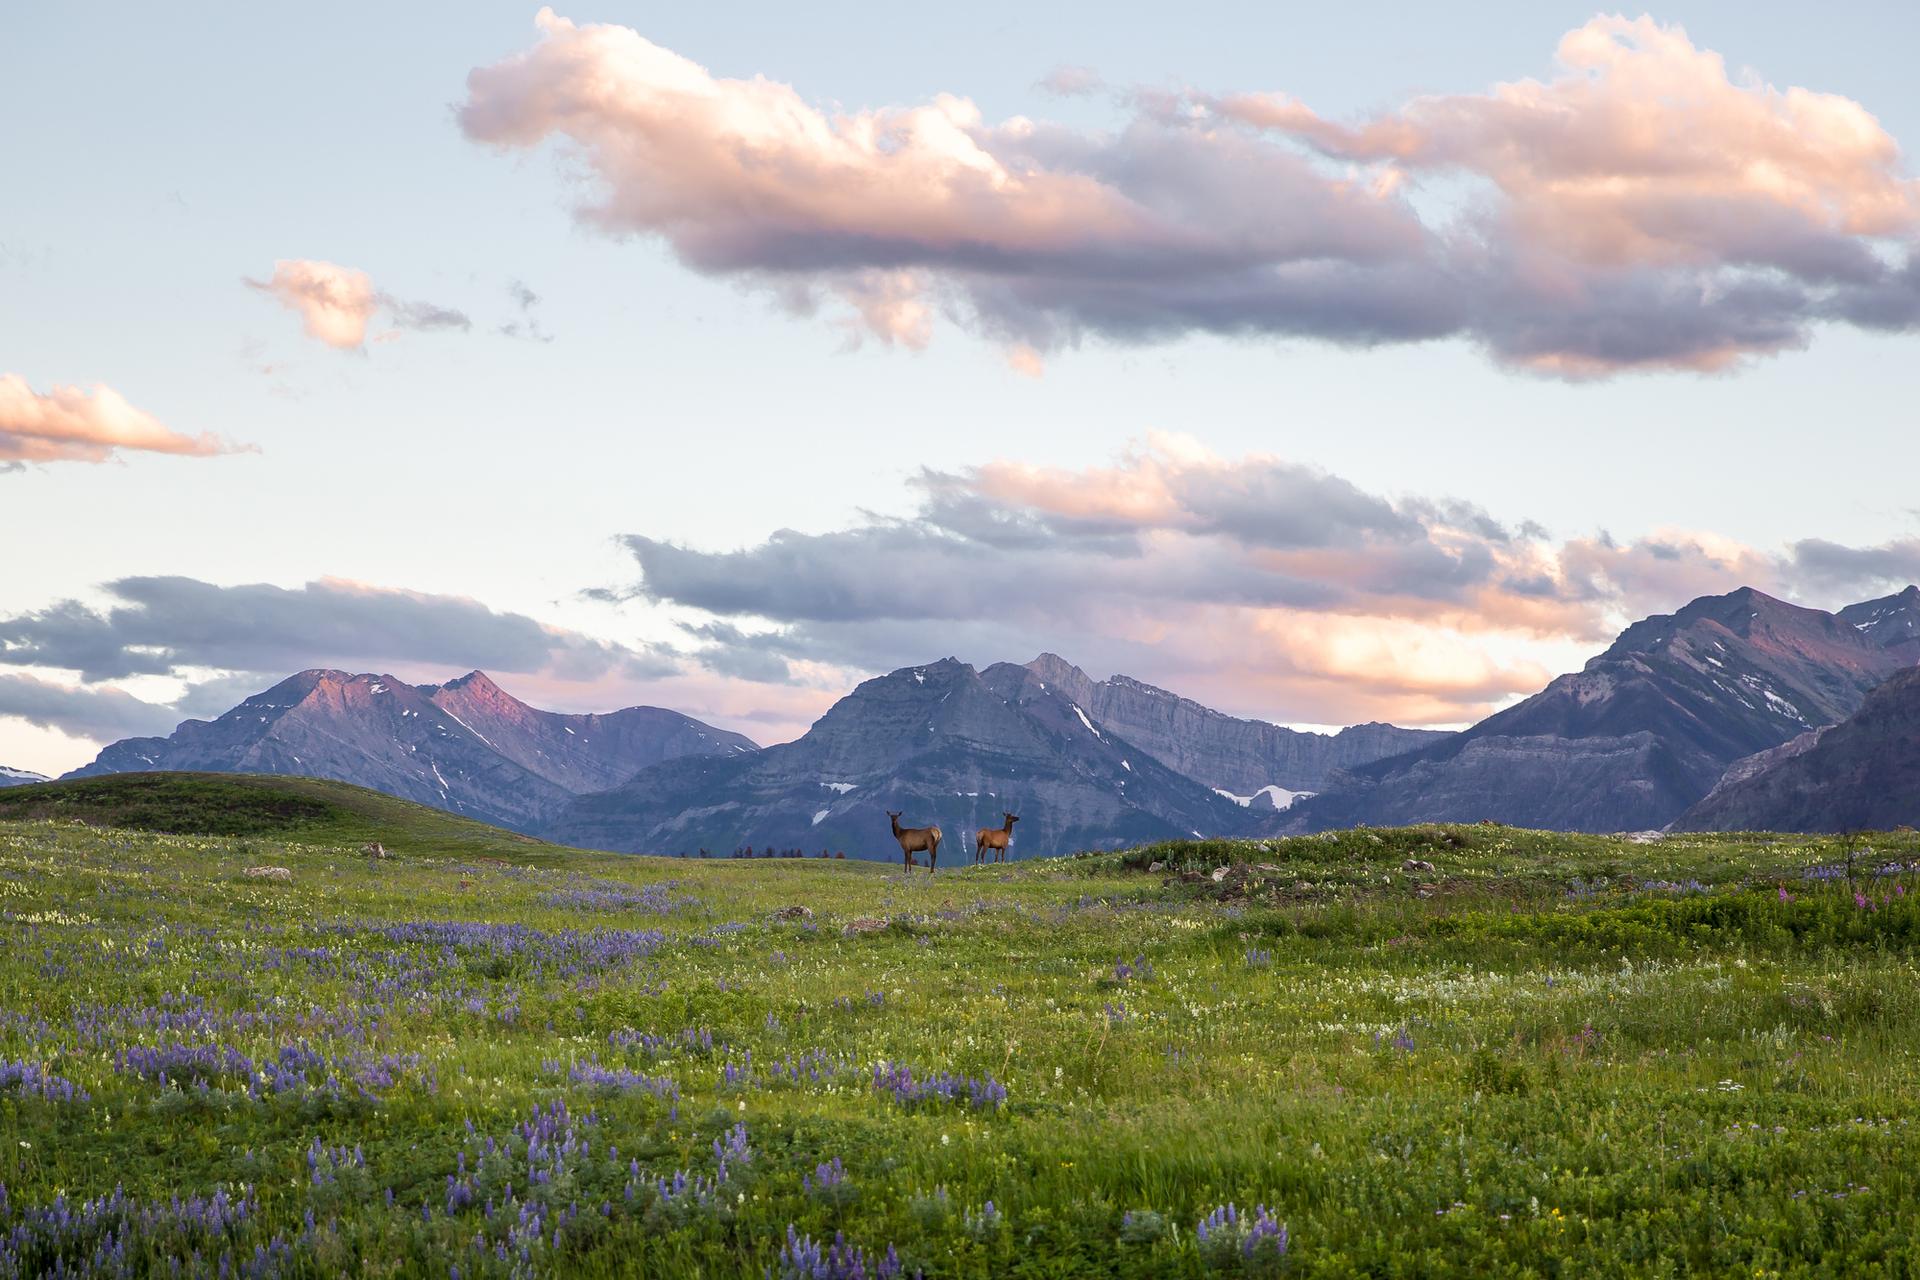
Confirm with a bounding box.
[459,11,1919,375]
[609,436,1920,726]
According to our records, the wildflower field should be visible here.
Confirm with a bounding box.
[2,790,1919,1276]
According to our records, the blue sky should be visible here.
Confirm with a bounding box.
[3,3,1918,774]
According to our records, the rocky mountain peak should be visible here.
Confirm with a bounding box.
[1023,653,1098,702]
[436,670,506,697]
[1838,584,1920,661]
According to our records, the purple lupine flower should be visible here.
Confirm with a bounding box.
[804,1157,847,1192]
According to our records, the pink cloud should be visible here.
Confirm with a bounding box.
[247,260,472,351]
[1221,17,1917,280]
[461,12,1920,376]
[247,259,379,350]
[0,374,248,466]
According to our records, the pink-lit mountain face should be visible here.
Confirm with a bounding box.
[66,669,755,834]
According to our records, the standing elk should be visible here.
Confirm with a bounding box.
[886,811,941,873]
[975,812,1019,864]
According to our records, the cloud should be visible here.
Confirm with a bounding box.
[1784,536,1920,597]
[0,374,250,467]
[1036,65,1104,98]
[459,12,1920,376]
[0,673,181,742]
[604,436,1919,726]
[247,259,471,351]
[499,278,554,342]
[0,576,674,685]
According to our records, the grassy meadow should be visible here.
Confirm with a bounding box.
[1,781,1918,1275]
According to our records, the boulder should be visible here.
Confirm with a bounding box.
[244,866,291,881]
[843,917,887,935]
[1402,858,1436,873]
[772,905,814,922]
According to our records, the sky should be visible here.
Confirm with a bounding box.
[3,2,1919,775]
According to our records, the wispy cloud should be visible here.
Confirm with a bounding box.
[246,259,471,351]
[461,11,1919,376]
[498,278,554,342]
[0,374,250,467]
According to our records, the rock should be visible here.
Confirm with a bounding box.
[361,841,387,859]
[244,866,291,881]
[1621,830,1665,844]
[1254,863,1283,873]
[1210,866,1230,883]
[1147,861,1166,873]
[843,917,887,935]
[1402,858,1436,873]
[772,905,814,922]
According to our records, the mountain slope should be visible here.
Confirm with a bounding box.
[1673,666,1920,832]
[67,670,756,835]
[555,658,1264,858]
[0,766,49,788]
[421,670,756,792]
[1020,653,1444,795]
[1290,587,1910,833]
[1838,585,1920,664]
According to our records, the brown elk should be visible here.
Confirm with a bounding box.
[975,812,1019,864]
[886,811,941,873]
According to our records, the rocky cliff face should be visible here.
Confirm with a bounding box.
[1674,666,1920,832]
[1290,587,1912,833]
[67,670,756,834]
[555,658,1264,859]
[1019,653,1443,794]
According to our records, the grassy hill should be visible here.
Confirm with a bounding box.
[0,771,555,860]
[0,811,1916,1274]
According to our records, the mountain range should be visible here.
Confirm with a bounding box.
[1286,586,1920,833]
[48,583,1920,849]
[1020,653,1443,800]
[0,766,49,788]
[67,669,756,834]
[554,656,1270,858]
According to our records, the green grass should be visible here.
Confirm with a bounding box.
[0,772,552,858]
[0,798,1917,1276]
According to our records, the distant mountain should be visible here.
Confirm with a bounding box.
[1289,587,1913,833]
[1019,653,1444,795]
[1673,666,1920,833]
[0,766,49,788]
[1838,585,1920,664]
[555,657,1264,859]
[66,670,756,834]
